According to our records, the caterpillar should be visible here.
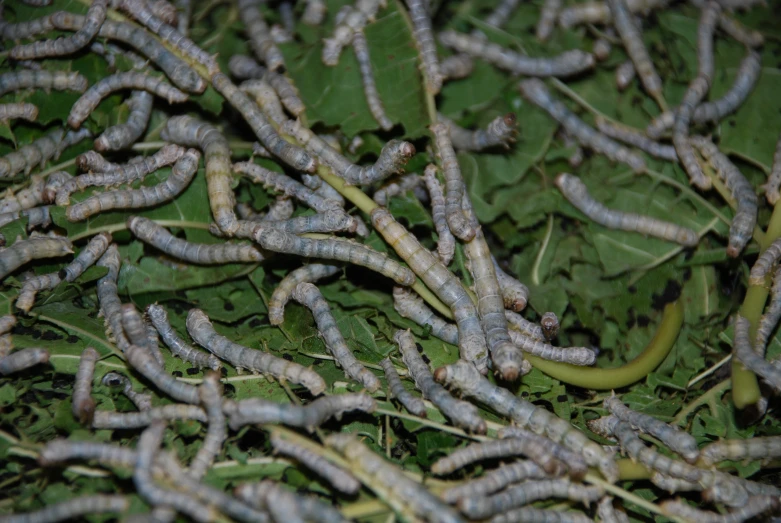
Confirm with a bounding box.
[60,232,112,283]
[227,55,305,116]
[0,206,52,230]
[439,31,595,78]
[434,360,619,482]
[0,70,88,97]
[235,480,347,523]
[555,173,699,247]
[303,0,327,25]
[0,316,16,336]
[407,0,443,94]
[72,347,99,424]
[734,316,781,391]
[240,79,287,126]
[440,53,474,81]
[0,12,57,40]
[607,0,662,101]
[148,0,178,24]
[269,264,340,325]
[0,128,65,178]
[506,312,545,340]
[123,337,199,405]
[0,103,38,122]
[235,161,342,213]
[458,479,604,520]
[91,404,207,429]
[430,122,477,241]
[96,244,129,351]
[422,165,456,265]
[755,267,781,353]
[0,176,46,214]
[223,393,376,431]
[690,0,764,47]
[66,148,200,221]
[395,329,487,433]
[101,371,153,411]
[557,0,670,27]
[372,209,488,367]
[380,357,427,417]
[482,0,522,30]
[699,435,781,467]
[440,460,548,504]
[762,133,781,205]
[238,0,286,73]
[593,38,613,62]
[95,90,154,151]
[38,439,137,468]
[500,426,589,478]
[597,497,631,523]
[507,326,597,365]
[0,495,130,523]
[67,71,188,129]
[595,117,677,162]
[292,282,381,391]
[537,0,563,41]
[261,210,357,235]
[146,304,222,371]
[661,496,779,523]
[11,0,108,60]
[321,0,385,66]
[0,236,73,282]
[176,0,192,35]
[326,433,466,523]
[748,238,781,286]
[689,136,757,257]
[188,371,225,479]
[16,272,62,313]
[269,432,361,495]
[493,257,529,311]
[540,312,559,341]
[373,173,424,206]
[696,2,722,81]
[438,113,517,151]
[431,438,568,477]
[120,304,165,368]
[392,286,458,344]
[353,31,393,130]
[186,308,327,395]
[519,79,646,172]
[488,507,593,523]
[0,347,50,375]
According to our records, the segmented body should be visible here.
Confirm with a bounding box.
[72,347,99,424]
[595,118,677,161]
[440,54,474,80]
[438,113,517,151]
[241,79,286,126]
[60,232,112,283]
[16,272,62,313]
[91,404,208,429]
[303,0,327,25]
[558,0,670,27]
[0,103,38,122]
[0,70,88,97]
[95,244,128,351]
[101,371,153,411]
[0,348,50,375]
[0,236,72,282]
[749,238,781,285]
[95,90,154,151]
[489,507,593,523]
[353,31,393,130]
[432,438,568,477]
[238,0,285,72]
[440,460,548,503]
[235,480,343,523]
[380,357,427,417]
[321,0,385,66]
[236,162,342,213]
[393,286,458,344]
[423,165,456,265]
[227,55,305,115]
[755,266,781,353]
[607,0,662,99]
[125,339,199,403]
[269,264,340,325]
[0,176,46,214]
[146,304,221,371]
[661,496,779,523]
[699,436,781,466]
[0,128,65,179]
[188,372,225,479]
[262,210,357,235]
[408,0,442,94]
[430,122,476,241]
[0,495,129,523]
[373,173,424,206]
[537,0,562,41]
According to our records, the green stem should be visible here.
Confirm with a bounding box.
[527,301,683,389]
[674,379,731,425]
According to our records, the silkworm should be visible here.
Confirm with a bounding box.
[439,31,595,77]
[43,171,73,204]
[595,118,677,161]
[96,244,128,351]
[304,174,348,207]
[422,165,456,265]
[0,335,11,359]
[0,348,50,375]
[186,308,327,395]
[95,90,154,151]
[755,267,781,353]
[321,1,384,66]
[353,31,393,130]
[92,404,207,429]
[176,0,192,34]
[557,0,669,27]
[372,209,488,367]
[38,439,137,468]
[537,0,562,41]
[292,282,381,391]
[269,264,340,325]
[396,329,486,433]
[232,220,416,286]
[493,258,528,311]
[227,55,305,116]
[489,507,593,523]
[149,0,178,24]
[690,136,757,257]
[223,393,376,431]
[500,426,590,478]
[211,73,315,174]
[187,371,225,479]
[0,128,65,179]
[0,206,51,230]
[269,432,361,495]
[16,272,62,313]
[380,357,427,418]
[540,312,559,341]
[124,329,198,401]
[20,0,53,5]
[555,173,699,246]
[408,0,442,94]
[0,495,130,523]
[432,438,567,477]
[0,70,88,97]
[661,496,779,523]
[440,460,548,503]
[434,359,619,481]
[0,236,72,282]
[11,0,107,60]
[0,103,38,122]
[0,12,57,40]
[263,210,357,234]
[519,79,646,172]
[0,316,16,336]
[121,305,166,368]
[699,435,781,467]
[607,0,662,100]
[241,79,286,126]
[593,38,612,61]
[326,433,466,523]
[101,371,153,411]
[60,232,112,283]
[440,54,474,80]
[651,470,702,493]
[430,122,476,241]
[71,347,99,424]
[68,72,188,129]
[604,395,700,463]
[235,480,343,523]
[373,173,424,206]
[458,479,604,520]
[393,286,458,344]
[0,177,46,214]
[595,497,630,523]
[438,113,517,151]
[66,148,200,221]
[303,0,327,25]
[238,0,285,73]
[146,304,221,371]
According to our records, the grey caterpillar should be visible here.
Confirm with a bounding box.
[227,55,305,116]
[438,31,595,78]
[123,335,199,405]
[395,329,487,434]
[10,0,108,60]
[38,439,137,468]
[101,371,153,411]
[595,117,677,162]
[661,496,779,523]
[755,266,781,354]
[493,257,529,312]
[94,90,154,151]
[188,371,226,479]
[557,0,670,27]
[615,60,636,91]
[0,495,130,523]
[430,122,477,241]
[238,0,286,73]
[321,0,385,66]
[0,176,47,214]
[0,206,52,231]
[537,0,563,41]
[689,0,764,47]
[508,327,596,366]
[0,316,16,336]
[353,31,393,130]
[380,357,428,418]
[16,272,62,313]
[407,0,443,94]
[241,79,287,126]
[0,128,65,179]
[489,507,593,523]
[431,438,568,478]
[607,0,662,101]
[303,0,327,25]
[234,161,341,212]
[146,304,222,371]
[0,103,38,122]
[393,286,458,345]
[372,173,424,207]
[440,460,548,504]
[260,210,357,235]
[96,244,129,352]
[235,479,348,523]
[0,236,73,283]
[67,72,188,129]
[597,497,631,523]
[0,347,50,375]
[748,238,781,286]
[91,403,207,429]
[423,165,455,265]
[0,70,88,97]
[699,435,781,467]
[734,316,781,392]
[303,172,348,207]
[186,308,327,395]
[72,346,100,424]
[500,426,589,479]
[762,133,781,205]
[60,231,112,283]
[0,12,56,40]
[292,282,381,391]
[440,53,474,81]
[555,173,699,247]
[438,113,518,151]
[269,264,340,325]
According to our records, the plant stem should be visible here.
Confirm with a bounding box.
[674,379,731,425]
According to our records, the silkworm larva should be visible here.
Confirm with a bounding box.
[60,232,112,283]
[66,148,200,222]
[238,0,285,72]
[557,0,669,27]
[438,31,595,77]
[187,371,225,479]
[595,118,677,162]
[241,79,287,126]
[372,210,488,366]
[760,132,781,205]
[0,335,11,359]
[381,357,427,417]
[353,31,393,130]
[238,152,333,211]
[0,316,16,336]
[407,0,442,94]
[422,165,456,265]
[604,395,700,463]
[492,258,528,312]
[227,55,305,116]
[11,0,107,60]
[440,54,474,80]
[176,0,192,35]
[519,80,646,172]
[593,38,612,61]
[95,90,154,151]
[755,266,781,353]
[0,103,38,122]
[121,304,165,368]
[101,371,153,411]
[68,72,188,129]
[440,460,548,503]
[327,433,466,523]
[38,439,136,468]
[43,171,73,204]
[434,360,619,481]
[124,336,199,403]
[396,329,486,433]
[661,496,779,523]
[72,347,99,424]
[555,173,699,247]
[292,282,381,391]
[0,176,46,214]
[458,479,604,520]
[20,0,53,5]
[96,244,129,351]
[0,236,73,282]
[16,272,62,313]
[0,206,51,230]
[438,113,517,151]
[233,220,416,286]
[0,495,130,523]
[430,122,476,241]
[269,264,340,325]
[699,436,781,467]
[269,432,361,495]
[651,470,702,493]
[321,0,384,66]
[92,404,207,429]
[392,286,459,344]
[596,497,630,523]
[373,173,423,206]
[149,0,178,24]
[689,136,757,257]
[537,0,562,41]
[264,210,357,234]
[540,312,559,341]
[432,438,567,477]
[499,426,590,479]
[0,70,88,97]
[235,480,343,523]
[303,0,327,25]
[0,348,50,375]
[0,128,65,179]
[607,0,662,100]
[146,304,221,371]
[749,238,781,286]
[186,308,327,395]
[223,393,376,431]
[489,507,593,523]
[212,73,315,174]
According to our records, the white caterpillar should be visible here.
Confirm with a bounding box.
[438,113,517,151]
[72,346,99,424]
[607,0,662,101]
[269,264,340,325]
[430,122,477,241]
[423,165,456,265]
[95,90,154,151]
[0,236,73,282]
[0,70,88,97]
[380,357,427,418]
[0,495,129,523]
[595,118,677,162]
[0,347,50,375]
[227,55,305,116]
[238,0,286,72]
[353,31,393,130]
[101,371,153,411]
[188,371,225,479]
[0,103,38,122]
[407,0,443,94]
